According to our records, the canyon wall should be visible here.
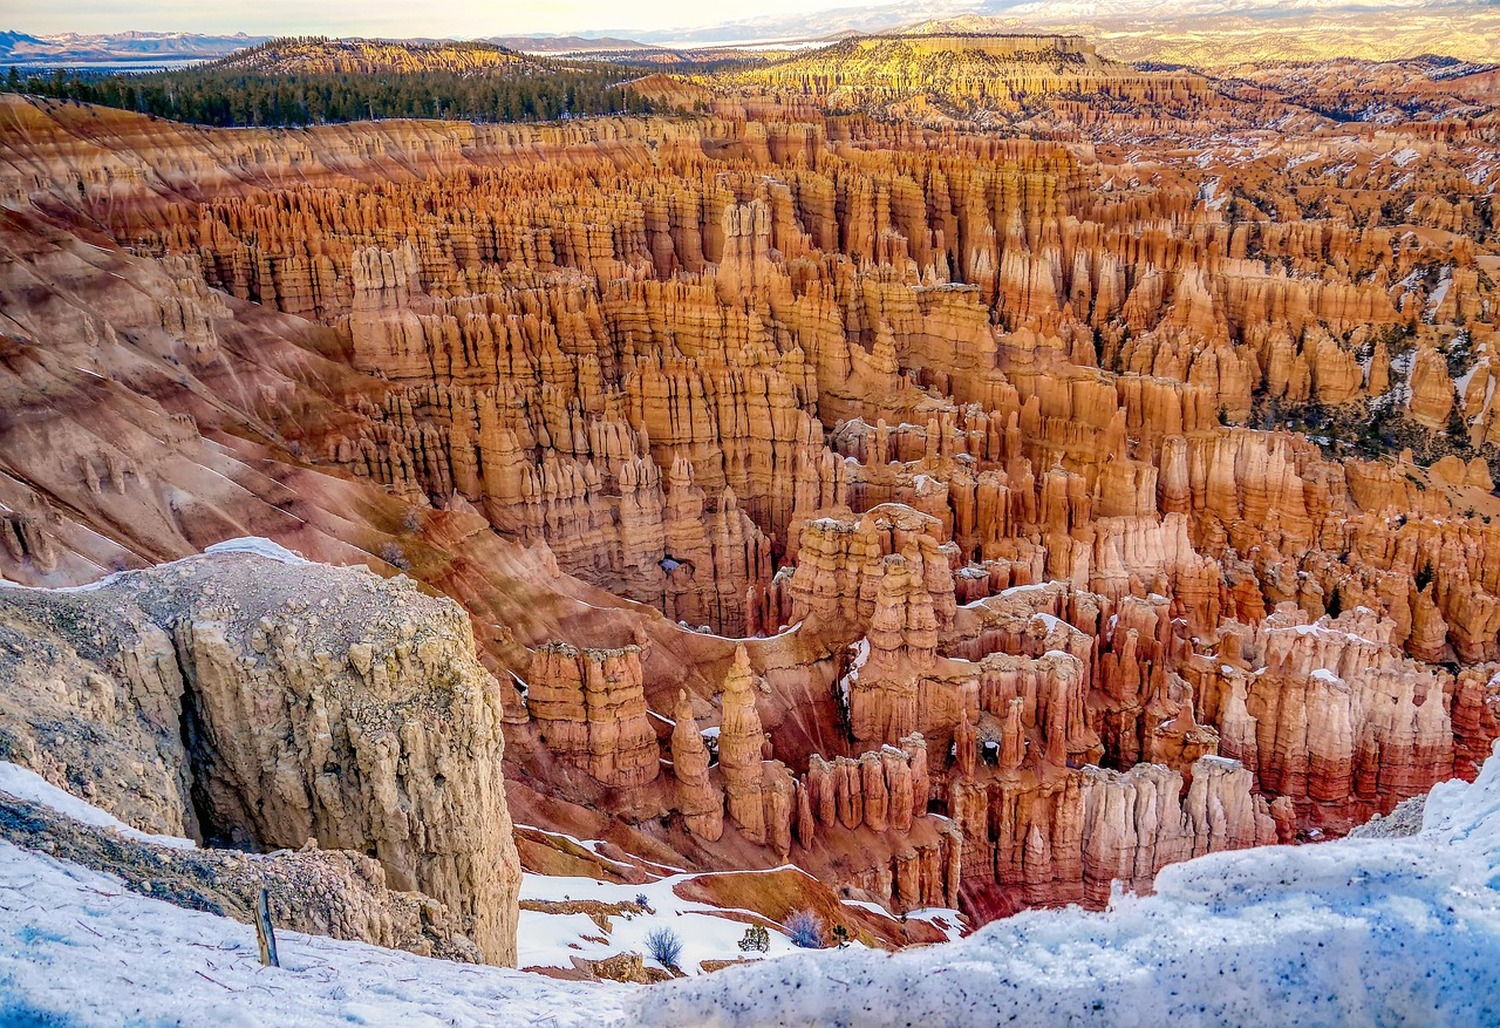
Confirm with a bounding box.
[0,87,1496,926]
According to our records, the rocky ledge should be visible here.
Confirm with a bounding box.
[0,542,521,966]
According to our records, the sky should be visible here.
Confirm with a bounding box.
[5,0,877,38]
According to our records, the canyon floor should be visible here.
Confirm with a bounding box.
[0,24,1498,1025]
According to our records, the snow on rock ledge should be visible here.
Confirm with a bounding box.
[0,761,194,850]
[202,536,310,563]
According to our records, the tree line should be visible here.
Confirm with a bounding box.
[3,61,656,127]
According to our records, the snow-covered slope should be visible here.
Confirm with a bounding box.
[519,852,852,975]
[5,745,1500,1025]
[652,742,1500,1026]
[0,837,630,1027]
[518,857,963,976]
[0,762,194,850]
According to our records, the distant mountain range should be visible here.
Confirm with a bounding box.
[4,0,1497,73]
[0,30,672,68]
[1,30,269,67]
[628,0,1499,48]
[483,35,656,54]
[628,4,969,47]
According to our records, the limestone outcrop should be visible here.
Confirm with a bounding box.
[527,644,659,788]
[670,689,724,842]
[0,548,521,966]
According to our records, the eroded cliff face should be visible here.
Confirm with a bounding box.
[0,89,1496,929]
[0,547,521,966]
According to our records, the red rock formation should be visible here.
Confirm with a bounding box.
[526,645,659,788]
[670,690,724,842]
[1242,607,1455,828]
[0,87,1496,937]
[719,646,770,843]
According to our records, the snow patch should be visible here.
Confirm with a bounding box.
[0,839,625,1026]
[203,536,309,564]
[519,868,844,974]
[838,637,871,707]
[0,762,194,850]
[1030,611,1066,633]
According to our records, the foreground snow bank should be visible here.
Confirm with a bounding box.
[0,839,626,1027]
[652,743,1500,1027]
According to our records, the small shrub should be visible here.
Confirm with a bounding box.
[634,893,650,910]
[738,924,770,953]
[645,925,683,968]
[785,909,824,949]
[831,923,850,948]
[378,540,410,570]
